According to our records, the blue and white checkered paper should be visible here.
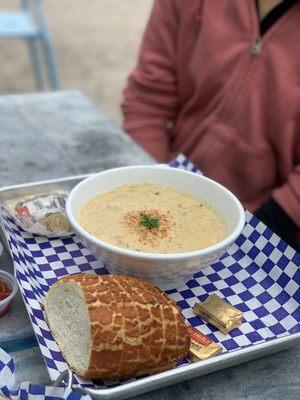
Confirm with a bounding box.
[0,348,92,399]
[0,155,299,392]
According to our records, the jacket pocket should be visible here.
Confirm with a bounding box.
[193,120,277,203]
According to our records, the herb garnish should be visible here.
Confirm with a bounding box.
[139,213,161,230]
[155,192,160,195]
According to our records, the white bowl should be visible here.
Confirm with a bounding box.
[66,166,245,290]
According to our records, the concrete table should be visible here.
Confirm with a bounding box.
[0,91,298,399]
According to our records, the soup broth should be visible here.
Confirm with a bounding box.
[79,183,226,253]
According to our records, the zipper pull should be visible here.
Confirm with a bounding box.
[251,36,262,55]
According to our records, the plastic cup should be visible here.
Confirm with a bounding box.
[0,270,18,317]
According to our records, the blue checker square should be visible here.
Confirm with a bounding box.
[220,287,235,297]
[242,276,257,288]
[221,338,240,351]
[257,291,273,304]
[227,263,243,274]
[180,289,195,299]
[70,250,84,258]
[53,245,68,254]
[165,288,177,294]
[275,290,291,305]
[50,350,65,362]
[40,327,55,341]
[272,307,289,321]
[293,288,300,302]
[249,230,260,243]
[293,269,300,283]
[79,263,93,272]
[36,264,50,275]
[0,359,6,371]
[0,155,299,391]
[262,241,275,256]
[62,258,76,267]
[291,253,300,266]
[20,389,29,400]
[249,215,259,228]
[206,272,222,282]
[202,283,218,293]
[176,300,190,310]
[169,160,179,168]
[23,288,36,300]
[276,272,290,288]
[54,268,68,277]
[269,323,287,335]
[23,237,36,244]
[28,385,45,396]
[228,328,243,338]
[44,356,57,370]
[224,275,239,286]
[292,309,300,321]
[250,319,266,330]
[39,241,52,250]
[1,387,10,398]
[36,334,47,347]
[245,263,260,274]
[239,290,253,302]
[234,302,250,312]
[259,259,275,274]
[235,234,247,247]
[46,254,60,263]
[187,279,200,289]
[254,305,270,318]
[248,245,260,259]
[31,250,45,258]
[230,248,245,262]
[246,331,264,343]
[86,254,97,262]
[187,316,202,327]
[260,276,275,290]
[45,277,57,286]
[61,237,74,246]
[277,240,288,253]
[207,261,225,272]
[262,227,273,240]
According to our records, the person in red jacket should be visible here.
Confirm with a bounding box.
[122,0,300,250]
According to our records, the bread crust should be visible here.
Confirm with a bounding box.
[52,274,190,380]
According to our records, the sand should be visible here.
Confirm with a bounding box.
[0,0,152,125]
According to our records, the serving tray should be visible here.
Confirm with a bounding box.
[0,156,299,400]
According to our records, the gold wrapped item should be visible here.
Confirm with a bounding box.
[193,293,243,334]
[187,325,222,362]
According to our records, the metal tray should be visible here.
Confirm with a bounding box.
[0,172,299,400]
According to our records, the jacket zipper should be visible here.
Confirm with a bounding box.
[251,36,262,55]
[223,2,263,118]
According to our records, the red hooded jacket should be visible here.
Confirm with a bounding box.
[122,0,300,228]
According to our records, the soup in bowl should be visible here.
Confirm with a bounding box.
[66,166,245,290]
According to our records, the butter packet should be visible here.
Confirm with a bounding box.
[188,325,223,362]
[193,294,243,334]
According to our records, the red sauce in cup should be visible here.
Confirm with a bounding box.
[0,281,11,301]
[0,281,12,317]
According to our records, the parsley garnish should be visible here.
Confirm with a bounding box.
[139,213,160,230]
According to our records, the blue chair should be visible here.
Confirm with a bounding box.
[0,0,59,90]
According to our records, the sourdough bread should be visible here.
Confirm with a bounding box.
[44,274,190,380]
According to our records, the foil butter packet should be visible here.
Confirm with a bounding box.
[194,294,243,334]
[188,325,223,362]
[4,193,72,238]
